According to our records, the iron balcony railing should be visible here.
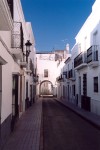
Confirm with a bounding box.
[87,45,98,63]
[56,75,64,82]
[68,69,72,78]
[7,0,13,19]
[74,52,87,68]
[33,74,39,83]
[63,71,67,79]
[11,22,24,51]
[68,69,75,78]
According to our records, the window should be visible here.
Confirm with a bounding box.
[72,85,75,96]
[26,81,28,98]
[79,76,81,95]
[94,77,98,92]
[83,74,87,96]
[44,69,48,77]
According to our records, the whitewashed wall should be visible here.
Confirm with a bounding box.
[73,0,100,115]
[36,54,59,96]
[0,39,13,123]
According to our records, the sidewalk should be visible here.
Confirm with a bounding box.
[55,98,100,129]
[2,99,42,150]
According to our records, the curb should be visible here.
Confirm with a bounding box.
[54,99,100,129]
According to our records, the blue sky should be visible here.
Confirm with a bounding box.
[21,0,95,52]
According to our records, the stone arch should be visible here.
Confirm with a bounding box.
[39,80,53,96]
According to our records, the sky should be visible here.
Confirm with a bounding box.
[21,0,95,52]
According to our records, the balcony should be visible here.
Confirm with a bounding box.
[63,71,67,79]
[25,70,32,74]
[11,22,24,60]
[0,0,13,30]
[87,45,99,67]
[19,61,27,68]
[33,74,39,83]
[74,52,87,70]
[68,69,76,81]
[56,75,64,82]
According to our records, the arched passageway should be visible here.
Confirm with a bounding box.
[39,80,53,96]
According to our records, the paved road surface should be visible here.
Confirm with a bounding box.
[42,98,100,150]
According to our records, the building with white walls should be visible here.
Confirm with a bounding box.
[60,0,100,116]
[74,0,100,115]
[36,52,58,97]
[25,22,37,106]
[0,0,36,148]
[56,45,71,99]
[61,44,78,105]
[36,48,69,97]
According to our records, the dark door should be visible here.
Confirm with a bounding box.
[0,65,2,125]
[0,66,2,138]
[30,85,32,105]
[68,85,69,101]
[12,75,19,118]
[11,75,19,131]
[26,81,28,98]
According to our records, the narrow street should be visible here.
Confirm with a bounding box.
[42,98,100,150]
[2,98,100,150]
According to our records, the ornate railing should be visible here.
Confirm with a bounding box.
[74,52,83,68]
[74,52,87,68]
[68,69,72,78]
[11,22,24,51]
[56,75,64,82]
[87,45,98,63]
[33,74,39,83]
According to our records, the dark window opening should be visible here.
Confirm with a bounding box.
[94,77,98,92]
[44,69,48,77]
[72,85,75,96]
[83,74,87,96]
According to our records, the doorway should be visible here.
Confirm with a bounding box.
[78,76,81,107]
[40,80,53,96]
[0,66,2,126]
[67,85,69,101]
[11,74,19,131]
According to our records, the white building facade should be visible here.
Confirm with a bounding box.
[36,53,58,97]
[74,0,100,115]
[36,49,69,97]
[0,0,36,148]
[59,0,100,116]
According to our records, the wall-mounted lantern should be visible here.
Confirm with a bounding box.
[24,40,32,57]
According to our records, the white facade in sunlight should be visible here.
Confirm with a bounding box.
[36,49,70,97]
[0,0,36,148]
[36,53,58,96]
[60,0,100,116]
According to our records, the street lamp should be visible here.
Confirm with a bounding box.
[24,40,32,57]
